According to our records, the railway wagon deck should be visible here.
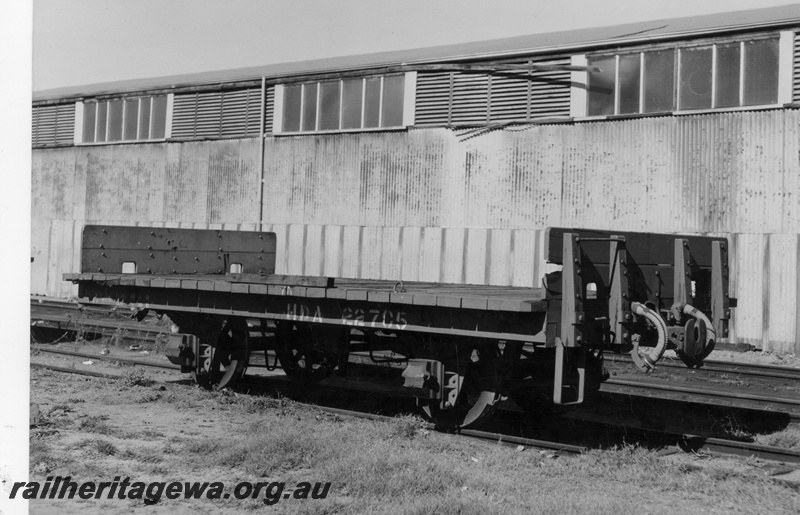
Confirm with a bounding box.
[65,225,732,428]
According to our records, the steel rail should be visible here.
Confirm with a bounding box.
[607,354,800,381]
[30,362,124,380]
[31,297,127,313]
[604,378,800,406]
[601,378,800,422]
[678,435,800,464]
[32,346,179,370]
[310,406,586,454]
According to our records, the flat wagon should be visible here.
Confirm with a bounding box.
[65,225,732,428]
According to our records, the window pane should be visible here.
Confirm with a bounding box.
[282,85,302,132]
[679,47,712,110]
[715,43,741,108]
[381,75,405,126]
[301,83,318,131]
[364,77,382,127]
[318,81,341,130]
[82,102,96,143]
[151,95,167,139]
[341,79,363,129]
[587,57,615,116]
[95,101,108,142]
[107,99,124,141]
[138,97,151,139]
[123,98,139,140]
[643,49,675,112]
[618,54,641,114]
[743,38,779,106]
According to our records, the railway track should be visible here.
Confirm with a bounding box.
[608,353,800,381]
[30,297,169,344]
[601,378,800,422]
[31,346,800,464]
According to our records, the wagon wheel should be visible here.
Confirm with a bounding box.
[422,341,503,430]
[192,318,249,390]
[274,321,343,383]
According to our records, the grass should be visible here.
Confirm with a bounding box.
[121,368,156,388]
[162,392,800,514]
[77,414,113,435]
[28,367,800,515]
[757,426,800,450]
[74,438,118,457]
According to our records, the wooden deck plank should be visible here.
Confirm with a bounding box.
[412,294,437,306]
[231,283,249,294]
[461,297,488,310]
[248,284,268,295]
[435,295,462,308]
[227,274,333,288]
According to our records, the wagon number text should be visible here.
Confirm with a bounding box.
[341,307,408,330]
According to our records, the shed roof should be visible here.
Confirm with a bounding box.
[33,4,800,102]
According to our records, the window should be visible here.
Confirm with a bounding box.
[276,74,414,133]
[80,94,169,143]
[586,36,782,116]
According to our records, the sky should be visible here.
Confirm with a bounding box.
[32,0,800,92]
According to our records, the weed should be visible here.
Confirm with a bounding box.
[81,439,117,456]
[719,415,754,441]
[388,414,427,440]
[242,396,279,413]
[756,427,800,450]
[78,415,113,435]
[48,403,74,416]
[30,439,52,464]
[127,447,163,463]
[213,388,239,404]
[120,448,137,460]
[275,394,297,417]
[141,428,165,438]
[121,368,155,388]
[136,391,162,403]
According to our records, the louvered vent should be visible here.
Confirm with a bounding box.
[414,55,571,127]
[172,88,262,139]
[794,31,800,102]
[32,103,75,147]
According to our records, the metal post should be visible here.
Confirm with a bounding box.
[256,76,267,232]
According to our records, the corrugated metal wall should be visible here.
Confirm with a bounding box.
[261,111,798,235]
[31,139,261,296]
[32,109,800,352]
